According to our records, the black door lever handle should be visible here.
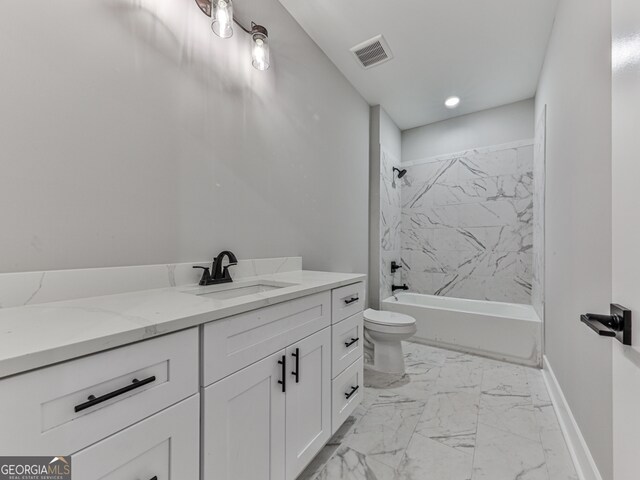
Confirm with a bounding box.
[579,304,632,345]
[580,314,617,337]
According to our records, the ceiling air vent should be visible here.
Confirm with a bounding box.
[350,35,393,69]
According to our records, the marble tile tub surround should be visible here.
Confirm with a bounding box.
[380,148,402,302]
[299,341,578,480]
[0,257,302,309]
[400,140,535,304]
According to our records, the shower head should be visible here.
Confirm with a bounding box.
[393,167,407,179]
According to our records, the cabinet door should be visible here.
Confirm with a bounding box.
[285,327,332,480]
[203,350,286,480]
[72,395,199,480]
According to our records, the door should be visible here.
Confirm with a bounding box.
[612,0,640,478]
[285,327,332,480]
[203,350,286,480]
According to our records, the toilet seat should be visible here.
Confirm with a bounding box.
[364,309,416,327]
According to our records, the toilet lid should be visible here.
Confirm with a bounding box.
[364,308,416,326]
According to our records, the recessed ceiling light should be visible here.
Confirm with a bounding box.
[445,96,460,109]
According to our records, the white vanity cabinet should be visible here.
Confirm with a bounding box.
[202,282,364,480]
[203,327,332,480]
[0,278,365,480]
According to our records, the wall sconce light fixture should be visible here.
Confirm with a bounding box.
[211,0,233,38]
[195,0,270,71]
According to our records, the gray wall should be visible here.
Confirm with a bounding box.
[535,0,613,476]
[369,106,401,307]
[0,0,369,275]
[402,99,535,162]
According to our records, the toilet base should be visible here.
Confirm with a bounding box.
[372,338,406,374]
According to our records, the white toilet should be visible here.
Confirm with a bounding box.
[363,308,417,374]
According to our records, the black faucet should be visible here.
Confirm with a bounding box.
[193,250,238,286]
[392,284,409,292]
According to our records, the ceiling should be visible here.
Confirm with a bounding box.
[278,0,559,130]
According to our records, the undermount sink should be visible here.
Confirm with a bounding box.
[183,280,296,301]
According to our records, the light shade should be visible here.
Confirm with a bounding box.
[251,27,270,71]
[211,0,233,38]
[445,96,460,109]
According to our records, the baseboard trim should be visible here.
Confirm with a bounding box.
[542,355,603,480]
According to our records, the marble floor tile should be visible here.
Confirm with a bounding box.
[343,400,425,469]
[364,361,439,403]
[362,372,433,407]
[401,341,448,367]
[315,446,397,480]
[481,363,530,397]
[534,404,578,480]
[299,408,369,480]
[395,432,473,480]
[414,389,479,454]
[478,392,538,442]
[472,423,548,480]
[298,341,577,480]
[436,361,483,391]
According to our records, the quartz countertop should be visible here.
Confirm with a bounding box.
[0,270,366,378]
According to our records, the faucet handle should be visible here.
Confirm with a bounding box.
[192,266,212,286]
[221,265,234,280]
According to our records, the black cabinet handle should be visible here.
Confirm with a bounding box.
[291,348,300,383]
[344,337,359,348]
[344,297,359,305]
[277,355,286,393]
[74,376,156,413]
[345,385,359,399]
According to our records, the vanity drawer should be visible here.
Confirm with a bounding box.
[72,395,199,479]
[331,282,365,324]
[203,292,331,386]
[331,356,363,435]
[332,312,364,378]
[0,328,198,455]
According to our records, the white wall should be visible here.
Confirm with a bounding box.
[369,106,401,307]
[402,99,534,162]
[535,0,613,477]
[0,0,369,275]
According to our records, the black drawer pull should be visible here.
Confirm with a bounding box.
[345,385,359,399]
[277,355,286,393]
[74,376,156,413]
[344,337,359,348]
[291,348,300,383]
[344,297,359,305]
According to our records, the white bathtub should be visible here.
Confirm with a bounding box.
[382,293,542,367]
